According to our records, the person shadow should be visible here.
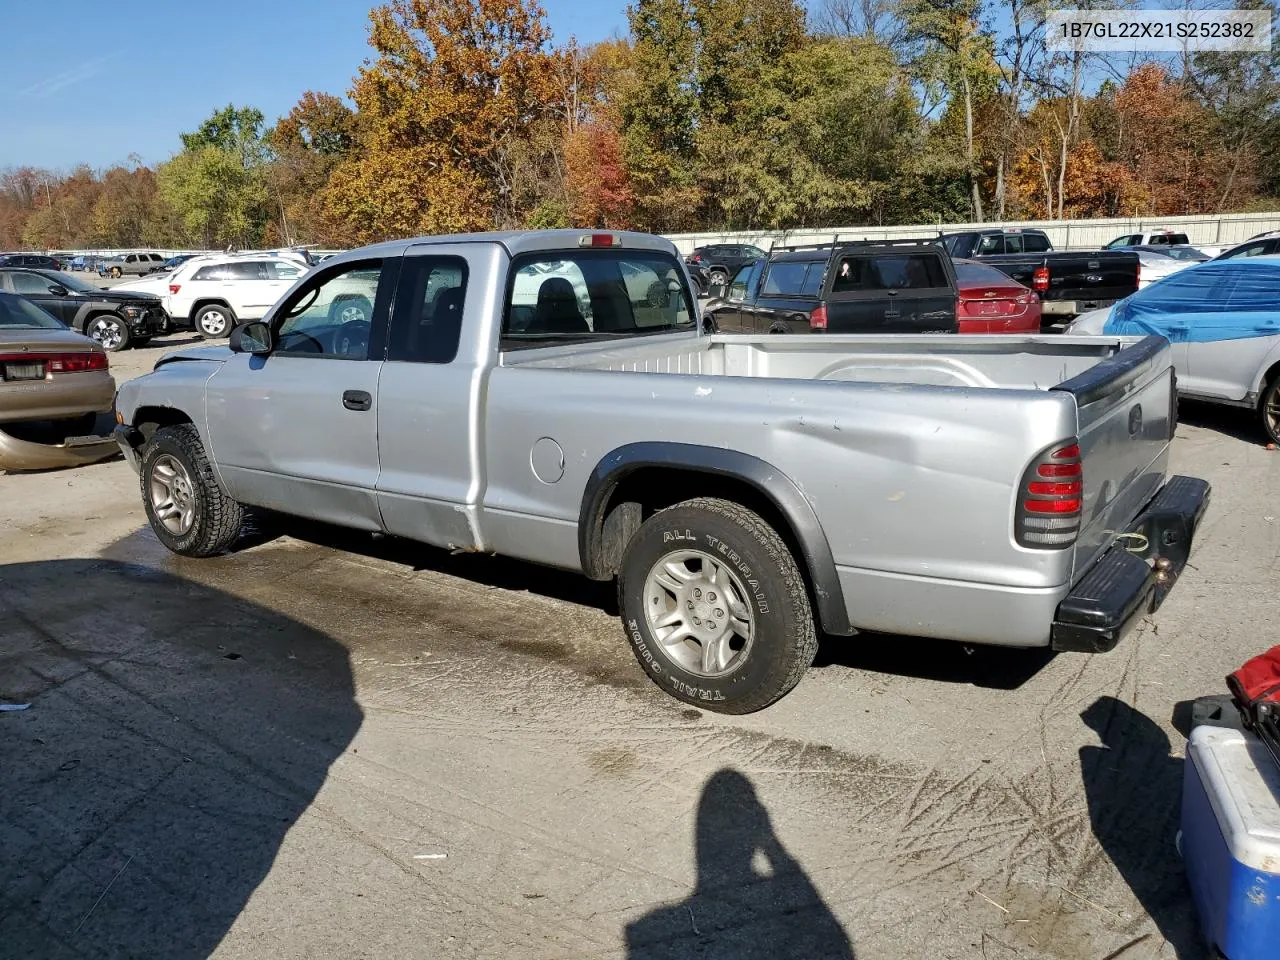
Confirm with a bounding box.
[625,768,855,959]
[1079,696,1204,958]
[0,558,361,959]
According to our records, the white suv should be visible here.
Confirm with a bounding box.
[165,255,308,339]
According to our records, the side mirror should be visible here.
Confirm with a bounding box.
[708,282,727,300]
[230,321,273,355]
[48,284,68,296]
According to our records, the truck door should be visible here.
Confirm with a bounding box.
[374,243,495,547]
[707,261,761,334]
[204,257,394,529]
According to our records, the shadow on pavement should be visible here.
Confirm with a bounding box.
[1079,696,1204,958]
[258,515,620,614]
[0,558,360,959]
[1176,398,1266,445]
[625,768,855,959]
[814,632,1055,690]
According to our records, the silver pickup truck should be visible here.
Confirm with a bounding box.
[113,229,1209,713]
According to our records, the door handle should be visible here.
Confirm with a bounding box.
[342,390,372,412]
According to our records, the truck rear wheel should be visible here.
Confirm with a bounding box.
[617,497,818,714]
[140,424,244,557]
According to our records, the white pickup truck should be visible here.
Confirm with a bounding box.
[113,230,1209,713]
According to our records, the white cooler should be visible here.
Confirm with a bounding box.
[1182,725,1280,958]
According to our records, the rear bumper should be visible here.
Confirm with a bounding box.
[1042,297,1122,317]
[1051,475,1210,652]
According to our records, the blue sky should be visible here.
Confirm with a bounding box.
[0,0,629,171]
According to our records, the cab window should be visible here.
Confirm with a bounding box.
[274,260,385,358]
[387,257,468,364]
[502,250,694,349]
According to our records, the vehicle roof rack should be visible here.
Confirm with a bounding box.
[771,237,943,255]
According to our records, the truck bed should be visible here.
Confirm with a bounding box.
[508,331,1138,391]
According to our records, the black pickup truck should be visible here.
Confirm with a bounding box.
[938,228,1139,322]
[704,240,957,335]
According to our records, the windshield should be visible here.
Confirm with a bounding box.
[35,269,101,293]
[0,292,64,329]
[502,250,696,350]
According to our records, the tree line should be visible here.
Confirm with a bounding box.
[3,0,1279,252]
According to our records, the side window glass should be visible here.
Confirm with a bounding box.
[761,261,808,296]
[1225,268,1280,311]
[728,264,753,300]
[275,260,383,358]
[977,235,1003,255]
[227,262,264,280]
[388,257,468,364]
[1024,234,1050,252]
[800,263,824,297]
[10,271,51,294]
[266,262,303,280]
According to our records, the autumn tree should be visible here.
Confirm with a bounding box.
[324,0,563,242]
[268,91,358,244]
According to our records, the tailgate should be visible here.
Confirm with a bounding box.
[1048,252,1139,302]
[1052,336,1173,583]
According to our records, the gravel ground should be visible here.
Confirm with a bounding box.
[0,333,1275,959]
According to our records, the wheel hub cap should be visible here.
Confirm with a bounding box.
[643,549,754,678]
[148,454,196,535]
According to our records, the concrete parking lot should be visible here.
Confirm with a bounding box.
[1,333,1276,959]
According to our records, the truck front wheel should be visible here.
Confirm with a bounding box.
[140,424,244,557]
[617,497,818,714]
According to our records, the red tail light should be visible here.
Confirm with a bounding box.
[48,352,108,373]
[169,284,181,295]
[809,304,828,331]
[579,233,621,248]
[0,351,108,376]
[1016,441,1082,548]
[1032,266,1049,293]
[689,254,703,263]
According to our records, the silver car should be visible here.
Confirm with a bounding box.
[1070,256,1280,442]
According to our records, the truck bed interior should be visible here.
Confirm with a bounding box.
[506,334,1139,392]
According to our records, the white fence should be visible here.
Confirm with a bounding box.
[665,211,1280,254]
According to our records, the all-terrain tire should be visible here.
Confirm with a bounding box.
[140,424,244,557]
[617,496,818,714]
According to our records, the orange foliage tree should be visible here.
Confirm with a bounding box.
[323,0,565,242]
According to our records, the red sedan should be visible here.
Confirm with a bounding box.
[953,259,1041,334]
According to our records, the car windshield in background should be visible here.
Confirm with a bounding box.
[0,292,64,328]
[502,250,695,349]
[33,269,99,293]
[954,261,1018,286]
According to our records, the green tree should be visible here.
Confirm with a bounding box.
[158,105,272,248]
[902,0,998,220]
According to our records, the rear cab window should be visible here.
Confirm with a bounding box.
[502,249,695,351]
[976,235,1004,255]
[1023,233,1051,252]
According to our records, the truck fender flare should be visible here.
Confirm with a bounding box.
[579,441,853,636]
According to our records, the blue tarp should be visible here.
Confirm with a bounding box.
[1102,260,1280,343]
